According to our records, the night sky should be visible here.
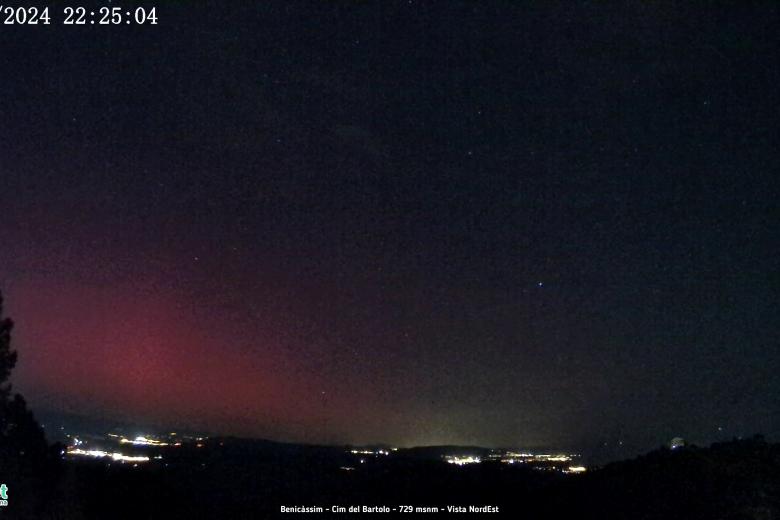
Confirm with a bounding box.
[0,3,777,454]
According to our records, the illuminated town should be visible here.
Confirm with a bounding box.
[59,427,587,476]
[63,430,209,467]
[338,444,586,474]
[443,450,586,473]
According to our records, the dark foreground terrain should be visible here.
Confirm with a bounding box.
[3,436,779,519]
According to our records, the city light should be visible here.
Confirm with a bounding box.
[67,448,150,463]
[349,448,390,456]
[119,436,169,446]
[445,456,481,466]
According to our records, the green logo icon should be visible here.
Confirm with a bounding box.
[0,483,7,500]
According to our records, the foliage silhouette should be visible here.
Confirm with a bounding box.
[0,290,63,519]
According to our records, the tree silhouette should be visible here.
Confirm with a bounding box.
[0,290,52,496]
[0,291,79,519]
[0,290,17,402]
